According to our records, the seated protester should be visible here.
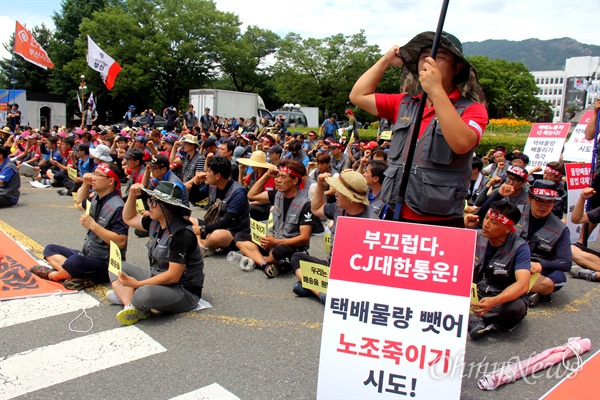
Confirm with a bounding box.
[0,145,20,207]
[122,148,147,199]
[109,181,204,326]
[89,144,114,167]
[465,201,531,340]
[234,160,312,278]
[171,134,204,184]
[57,143,94,196]
[33,137,62,184]
[267,144,283,166]
[476,166,529,220]
[363,160,388,219]
[284,140,309,168]
[217,141,239,180]
[290,170,379,304]
[467,157,489,207]
[142,154,189,206]
[47,137,75,187]
[329,141,351,174]
[569,187,600,282]
[538,161,567,218]
[481,150,508,189]
[510,153,535,183]
[188,156,250,256]
[308,152,337,203]
[371,149,387,163]
[237,150,277,221]
[518,180,571,306]
[31,163,127,289]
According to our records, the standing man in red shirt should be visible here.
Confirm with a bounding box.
[350,31,488,227]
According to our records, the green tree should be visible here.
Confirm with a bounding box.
[0,24,54,92]
[468,56,540,120]
[272,30,381,120]
[63,0,241,123]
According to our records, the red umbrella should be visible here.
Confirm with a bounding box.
[478,337,592,390]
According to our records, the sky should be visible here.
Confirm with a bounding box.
[0,0,598,62]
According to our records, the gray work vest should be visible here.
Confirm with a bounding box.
[182,151,202,183]
[81,193,127,261]
[474,232,527,295]
[146,217,204,296]
[0,160,20,203]
[272,190,310,251]
[382,96,476,218]
[516,206,567,262]
[208,180,250,233]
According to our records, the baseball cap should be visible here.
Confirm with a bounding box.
[124,148,144,161]
[267,145,283,155]
[147,154,170,169]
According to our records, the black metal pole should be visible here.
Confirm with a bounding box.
[393,0,451,220]
[582,108,600,247]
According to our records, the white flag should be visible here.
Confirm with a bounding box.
[77,92,82,113]
[574,78,589,91]
[88,91,96,111]
[87,35,121,90]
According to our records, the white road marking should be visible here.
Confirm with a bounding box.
[0,326,166,399]
[0,292,100,328]
[170,383,241,400]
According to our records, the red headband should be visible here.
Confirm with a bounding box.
[96,163,120,191]
[493,151,505,157]
[487,209,515,232]
[545,166,562,177]
[531,188,558,198]
[279,166,303,179]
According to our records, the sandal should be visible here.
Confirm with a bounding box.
[264,264,280,279]
[30,265,54,280]
[62,278,95,290]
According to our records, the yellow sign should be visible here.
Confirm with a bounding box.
[470,283,479,314]
[267,213,274,230]
[529,272,540,292]
[135,198,146,215]
[67,166,78,180]
[380,130,392,141]
[109,241,122,276]
[324,232,332,254]
[299,260,328,294]
[250,218,267,245]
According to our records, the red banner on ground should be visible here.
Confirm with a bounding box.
[0,229,74,300]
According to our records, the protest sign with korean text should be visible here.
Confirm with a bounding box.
[565,163,598,243]
[250,218,267,246]
[562,111,594,162]
[523,123,570,169]
[317,217,476,399]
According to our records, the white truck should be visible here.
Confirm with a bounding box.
[188,89,272,122]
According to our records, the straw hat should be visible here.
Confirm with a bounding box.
[142,181,190,210]
[237,150,277,170]
[181,134,199,146]
[1,127,11,134]
[325,170,370,206]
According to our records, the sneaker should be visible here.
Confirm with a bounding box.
[239,256,256,272]
[41,178,51,186]
[200,245,215,258]
[570,265,599,281]
[528,293,540,307]
[30,265,53,280]
[106,290,123,305]
[57,188,68,196]
[469,315,494,340]
[116,304,151,326]
[264,263,280,279]
[292,281,314,297]
[63,278,95,290]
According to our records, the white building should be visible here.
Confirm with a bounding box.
[531,56,600,122]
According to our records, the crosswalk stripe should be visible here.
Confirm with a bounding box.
[0,326,167,399]
[169,383,241,400]
[0,292,100,328]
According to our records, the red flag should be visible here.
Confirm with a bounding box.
[13,21,54,70]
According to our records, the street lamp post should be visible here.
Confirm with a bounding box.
[79,74,87,112]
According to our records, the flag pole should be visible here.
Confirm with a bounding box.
[393,0,451,220]
[582,108,600,247]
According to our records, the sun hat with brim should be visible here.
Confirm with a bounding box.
[89,144,113,162]
[526,179,566,200]
[142,181,190,210]
[237,150,277,170]
[398,31,487,105]
[326,170,370,206]
[1,127,11,134]
[181,134,199,146]
[506,166,528,181]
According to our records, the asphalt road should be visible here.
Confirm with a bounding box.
[1,176,599,400]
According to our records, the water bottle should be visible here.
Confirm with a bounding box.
[239,256,255,272]
[227,251,243,265]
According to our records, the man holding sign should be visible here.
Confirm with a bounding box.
[30,163,128,290]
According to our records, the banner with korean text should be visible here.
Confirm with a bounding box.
[562,111,594,162]
[522,123,570,169]
[564,163,598,243]
[317,217,476,399]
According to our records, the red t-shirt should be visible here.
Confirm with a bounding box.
[375,89,488,221]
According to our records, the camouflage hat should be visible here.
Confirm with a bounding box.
[398,31,487,106]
